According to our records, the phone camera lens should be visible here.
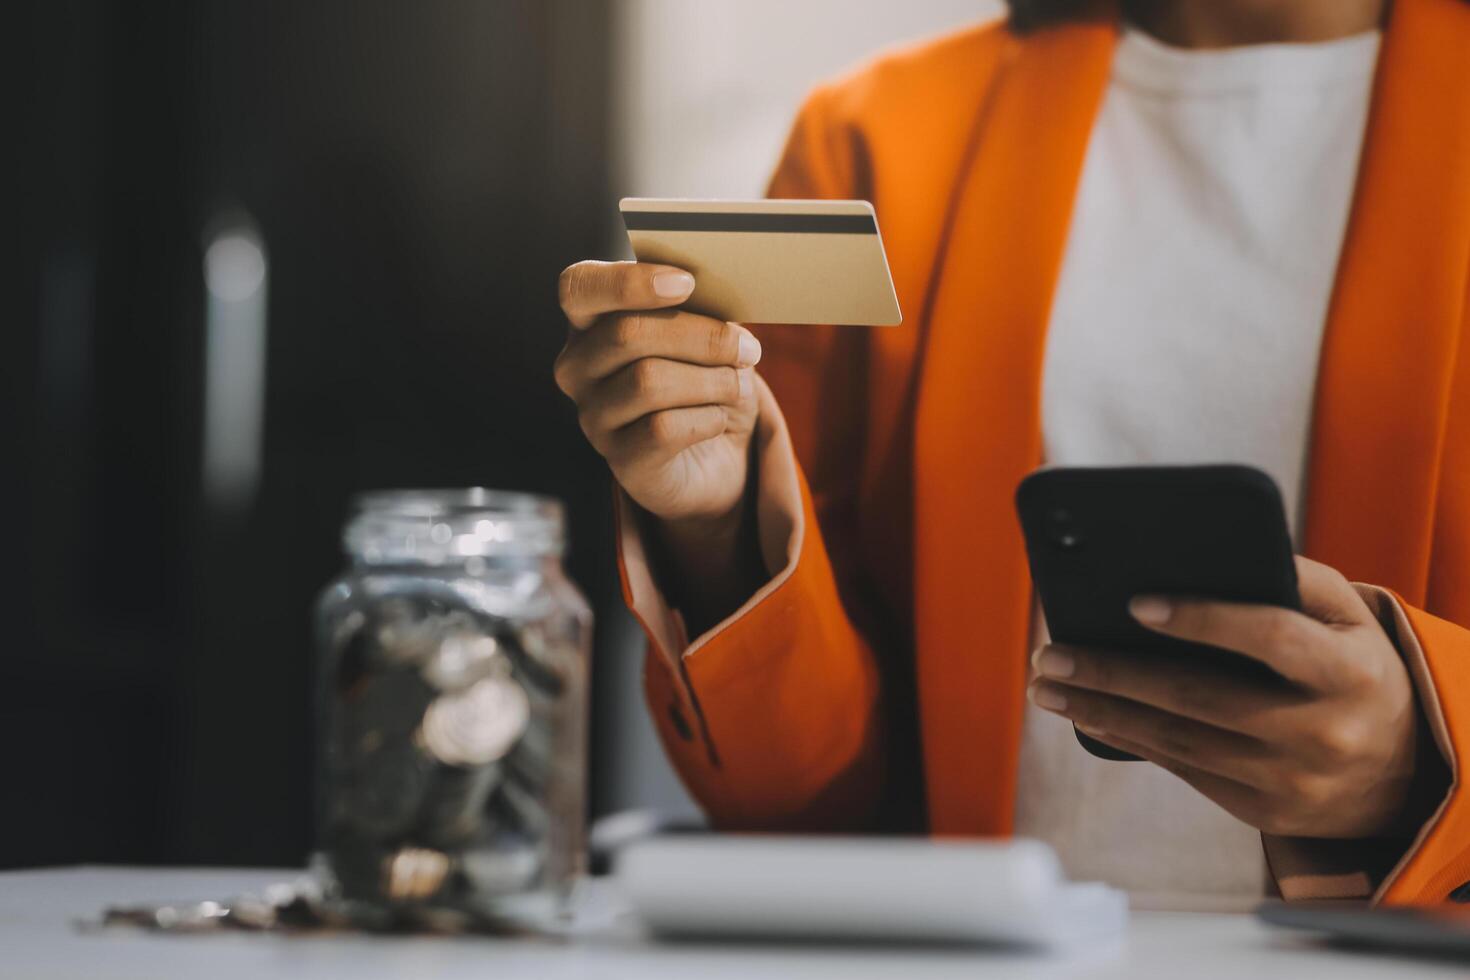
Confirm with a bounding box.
[1046,508,1082,551]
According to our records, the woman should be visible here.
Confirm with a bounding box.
[555,0,1470,907]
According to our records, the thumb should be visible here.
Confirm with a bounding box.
[1294,555,1372,627]
[558,260,694,329]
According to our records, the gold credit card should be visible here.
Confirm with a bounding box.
[620,198,902,326]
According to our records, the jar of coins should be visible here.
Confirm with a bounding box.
[313,489,591,930]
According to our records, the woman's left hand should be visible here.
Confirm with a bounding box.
[1028,556,1421,839]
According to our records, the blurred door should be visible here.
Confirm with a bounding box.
[17,0,618,868]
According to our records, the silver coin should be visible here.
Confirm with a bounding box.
[376,606,478,667]
[343,738,431,838]
[421,631,503,691]
[419,762,502,846]
[459,841,542,895]
[418,676,530,767]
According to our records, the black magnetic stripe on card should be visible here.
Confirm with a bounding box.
[621,211,877,234]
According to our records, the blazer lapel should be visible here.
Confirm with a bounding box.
[1302,0,1470,603]
[912,18,1116,835]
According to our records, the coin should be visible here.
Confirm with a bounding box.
[373,599,460,666]
[507,623,567,695]
[344,666,436,743]
[458,838,542,895]
[418,762,501,847]
[324,828,387,901]
[496,775,549,836]
[382,845,451,901]
[332,622,374,699]
[343,738,431,838]
[418,676,530,767]
[421,631,503,691]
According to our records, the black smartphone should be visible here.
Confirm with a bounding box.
[1015,464,1301,761]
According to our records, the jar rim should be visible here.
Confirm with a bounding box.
[351,487,561,519]
[344,488,564,562]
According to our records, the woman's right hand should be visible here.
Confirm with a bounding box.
[554,260,763,530]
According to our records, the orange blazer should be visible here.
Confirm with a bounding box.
[616,0,1470,905]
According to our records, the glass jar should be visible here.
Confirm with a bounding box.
[312,489,591,929]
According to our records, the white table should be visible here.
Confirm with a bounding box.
[1,866,1460,979]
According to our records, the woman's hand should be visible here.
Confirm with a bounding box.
[1027,556,1422,839]
[555,260,762,524]
[555,260,766,630]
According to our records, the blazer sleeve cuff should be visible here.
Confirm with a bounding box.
[613,374,806,754]
[1263,584,1457,903]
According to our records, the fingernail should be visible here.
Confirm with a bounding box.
[1036,649,1075,679]
[1028,683,1067,712]
[736,330,762,367]
[1130,596,1172,625]
[1077,723,1108,737]
[738,368,753,399]
[652,270,694,298]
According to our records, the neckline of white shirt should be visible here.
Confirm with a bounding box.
[1113,26,1381,97]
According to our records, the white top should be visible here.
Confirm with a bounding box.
[1015,26,1380,909]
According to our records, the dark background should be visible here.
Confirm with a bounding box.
[14,0,632,868]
